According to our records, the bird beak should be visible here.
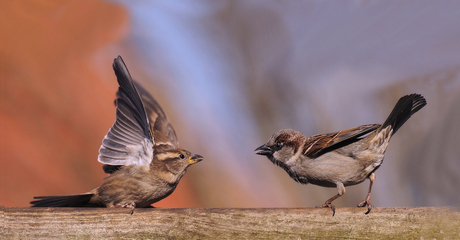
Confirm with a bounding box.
[187,154,203,165]
[255,144,272,156]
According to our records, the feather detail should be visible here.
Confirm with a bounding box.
[303,124,380,158]
[134,82,179,148]
[98,56,154,169]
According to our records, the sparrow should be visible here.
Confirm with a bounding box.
[255,94,426,216]
[31,56,203,211]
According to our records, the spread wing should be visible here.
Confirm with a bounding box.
[134,82,179,149]
[303,124,380,158]
[98,56,154,171]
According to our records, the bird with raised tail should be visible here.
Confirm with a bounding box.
[31,56,203,211]
[255,94,426,216]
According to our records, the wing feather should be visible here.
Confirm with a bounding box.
[304,124,380,158]
[134,81,179,148]
[98,56,154,169]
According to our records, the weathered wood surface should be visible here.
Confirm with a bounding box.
[1,206,459,239]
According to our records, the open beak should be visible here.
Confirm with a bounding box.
[187,153,203,165]
[255,144,272,156]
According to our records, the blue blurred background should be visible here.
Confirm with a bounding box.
[1,0,459,208]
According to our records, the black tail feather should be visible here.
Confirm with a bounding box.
[30,193,96,207]
[380,93,426,135]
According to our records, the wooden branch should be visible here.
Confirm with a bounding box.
[2,206,459,239]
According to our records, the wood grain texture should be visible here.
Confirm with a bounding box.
[2,207,459,239]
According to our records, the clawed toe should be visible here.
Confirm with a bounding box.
[357,200,372,214]
[317,193,341,216]
[114,202,136,214]
[126,203,136,215]
[316,203,336,216]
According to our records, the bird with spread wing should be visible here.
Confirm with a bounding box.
[31,56,203,210]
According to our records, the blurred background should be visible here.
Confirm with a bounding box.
[1,0,459,209]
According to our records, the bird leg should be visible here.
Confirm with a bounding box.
[316,194,341,216]
[114,202,136,215]
[126,202,136,215]
[316,182,345,216]
[357,172,375,214]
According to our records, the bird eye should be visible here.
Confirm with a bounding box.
[179,153,185,159]
[275,142,283,150]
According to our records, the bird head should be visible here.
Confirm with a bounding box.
[152,149,203,184]
[255,129,305,167]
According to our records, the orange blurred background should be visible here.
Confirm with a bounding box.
[1,1,460,208]
[0,0,199,208]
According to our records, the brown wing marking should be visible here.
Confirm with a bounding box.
[304,124,380,158]
[134,82,179,149]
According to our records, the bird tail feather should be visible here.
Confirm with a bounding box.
[30,193,95,207]
[380,93,426,135]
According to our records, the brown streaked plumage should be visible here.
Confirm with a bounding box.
[31,56,203,211]
[256,94,426,216]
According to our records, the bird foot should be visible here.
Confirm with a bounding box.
[115,202,136,214]
[316,203,336,216]
[357,199,372,214]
